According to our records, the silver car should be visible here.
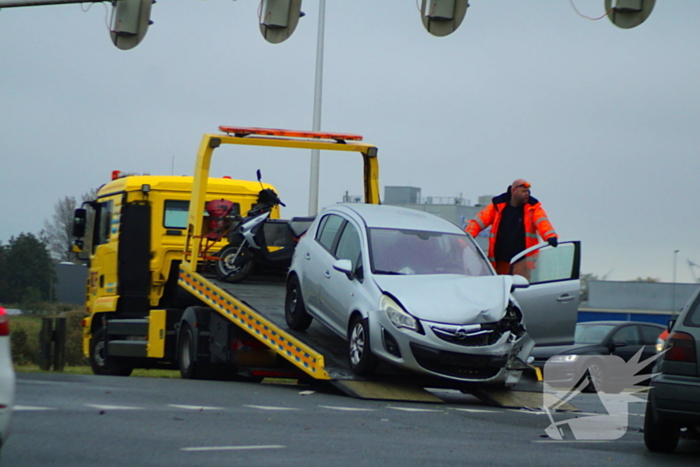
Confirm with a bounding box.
[0,307,15,457]
[285,204,580,385]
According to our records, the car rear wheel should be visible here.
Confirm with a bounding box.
[89,327,133,377]
[644,398,680,452]
[285,276,313,331]
[348,316,377,376]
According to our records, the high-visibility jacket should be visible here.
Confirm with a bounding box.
[465,192,557,267]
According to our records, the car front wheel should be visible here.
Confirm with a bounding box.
[644,398,680,453]
[348,316,377,376]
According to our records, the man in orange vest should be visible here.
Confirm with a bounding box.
[465,179,558,275]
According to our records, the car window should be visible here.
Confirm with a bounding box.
[683,291,700,327]
[511,242,577,284]
[640,325,663,345]
[369,228,491,276]
[335,222,362,271]
[316,214,345,252]
[574,324,615,344]
[612,325,640,345]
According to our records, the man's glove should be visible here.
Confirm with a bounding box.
[548,237,558,247]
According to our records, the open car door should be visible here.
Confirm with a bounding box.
[510,241,581,346]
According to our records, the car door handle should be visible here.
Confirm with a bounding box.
[324,270,331,279]
[557,294,575,302]
[304,252,311,260]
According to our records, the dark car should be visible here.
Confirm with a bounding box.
[644,287,700,452]
[529,320,665,392]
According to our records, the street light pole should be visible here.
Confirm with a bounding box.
[308,0,326,216]
[672,249,679,315]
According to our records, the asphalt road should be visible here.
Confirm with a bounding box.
[2,372,699,467]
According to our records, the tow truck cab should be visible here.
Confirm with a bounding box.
[73,172,278,373]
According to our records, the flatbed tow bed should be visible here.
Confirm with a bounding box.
[183,270,560,408]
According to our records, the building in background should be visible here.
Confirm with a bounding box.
[382,186,491,252]
[580,280,699,326]
[55,262,87,306]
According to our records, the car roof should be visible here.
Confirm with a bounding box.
[578,321,664,327]
[330,203,465,233]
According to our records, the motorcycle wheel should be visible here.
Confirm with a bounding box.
[215,244,254,283]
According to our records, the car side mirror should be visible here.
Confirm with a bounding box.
[511,274,529,291]
[667,319,676,332]
[333,259,354,279]
[610,341,627,352]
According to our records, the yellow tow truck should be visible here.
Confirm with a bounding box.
[74,126,392,392]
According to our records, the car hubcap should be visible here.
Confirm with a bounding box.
[349,324,365,365]
[289,288,298,314]
[589,364,603,389]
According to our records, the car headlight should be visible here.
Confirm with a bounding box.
[655,338,665,353]
[380,295,418,332]
[548,354,579,363]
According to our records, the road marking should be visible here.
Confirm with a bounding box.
[387,407,442,413]
[243,405,300,411]
[532,440,615,444]
[84,404,141,410]
[13,405,56,411]
[451,408,498,413]
[507,409,547,415]
[181,445,285,452]
[169,404,224,411]
[318,405,376,412]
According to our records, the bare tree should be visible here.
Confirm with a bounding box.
[43,189,97,263]
[43,196,77,262]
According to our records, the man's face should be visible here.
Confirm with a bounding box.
[511,180,531,206]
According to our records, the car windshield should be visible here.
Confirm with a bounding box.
[368,228,492,276]
[574,324,615,344]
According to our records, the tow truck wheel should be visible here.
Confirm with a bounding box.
[348,316,377,376]
[89,327,133,377]
[178,323,200,379]
[285,276,313,331]
[216,244,254,283]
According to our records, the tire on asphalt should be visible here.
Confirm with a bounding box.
[89,327,133,377]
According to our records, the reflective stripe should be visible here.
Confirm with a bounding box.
[534,217,549,226]
[474,217,486,229]
[525,233,538,239]
[543,230,556,237]
[489,232,496,238]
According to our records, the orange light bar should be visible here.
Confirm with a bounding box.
[218,126,363,142]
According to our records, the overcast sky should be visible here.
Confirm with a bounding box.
[1,1,698,283]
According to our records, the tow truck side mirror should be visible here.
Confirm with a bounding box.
[72,209,87,238]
